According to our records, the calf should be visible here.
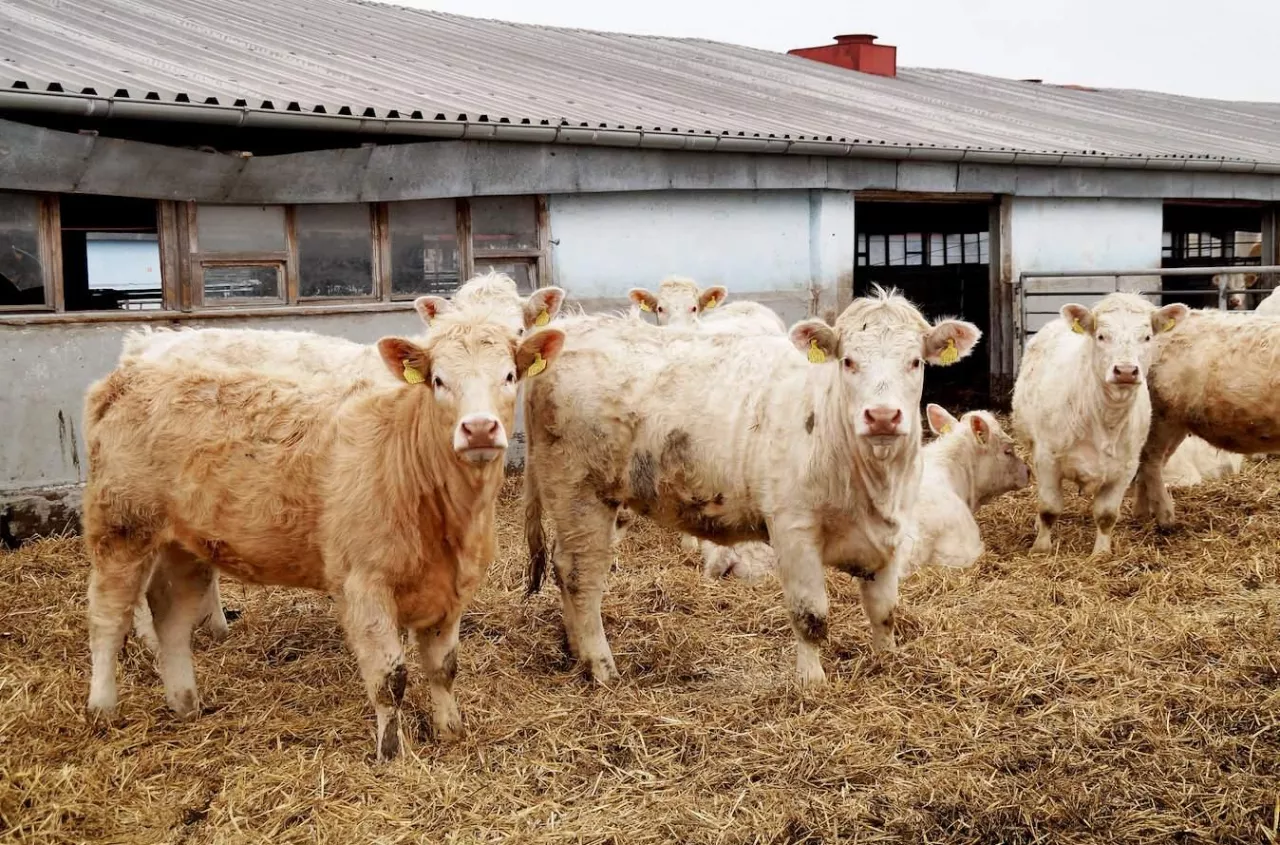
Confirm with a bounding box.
[1132,308,1280,526]
[1012,293,1188,557]
[1160,434,1244,488]
[628,276,727,327]
[700,404,1029,580]
[84,310,564,760]
[524,288,980,685]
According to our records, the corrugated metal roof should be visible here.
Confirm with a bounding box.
[2,0,1280,164]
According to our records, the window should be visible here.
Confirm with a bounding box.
[855,231,989,268]
[389,200,460,297]
[61,196,162,312]
[193,204,288,306]
[474,259,537,293]
[471,196,538,251]
[296,204,375,299]
[0,192,47,309]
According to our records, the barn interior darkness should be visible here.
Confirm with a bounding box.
[1161,202,1267,308]
[855,199,995,408]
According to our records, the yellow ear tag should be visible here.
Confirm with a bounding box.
[1160,319,1176,333]
[639,301,652,312]
[402,363,425,384]
[704,297,718,310]
[534,309,550,327]
[1071,318,1085,335]
[938,338,959,366]
[807,339,827,364]
[525,352,547,378]
[940,423,953,435]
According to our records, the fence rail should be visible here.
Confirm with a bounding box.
[1014,264,1280,367]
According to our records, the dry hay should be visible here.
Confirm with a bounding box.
[2,464,1279,845]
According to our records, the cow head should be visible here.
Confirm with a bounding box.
[927,405,1030,504]
[628,276,727,327]
[790,288,981,458]
[1217,270,1260,310]
[414,273,566,336]
[377,311,564,465]
[1059,293,1188,389]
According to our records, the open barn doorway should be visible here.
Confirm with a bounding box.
[1162,202,1269,309]
[854,198,996,410]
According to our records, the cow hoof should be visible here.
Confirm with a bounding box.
[587,657,619,685]
[85,701,119,725]
[166,688,201,719]
[431,704,463,742]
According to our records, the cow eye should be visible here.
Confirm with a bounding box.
[1142,333,1152,342]
[842,357,857,371]
[505,371,516,385]
[689,306,697,313]
[910,357,922,370]
[656,306,665,314]
[1096,333,1106,342]
[432,376,445,390]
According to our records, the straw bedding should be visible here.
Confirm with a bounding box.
[1,463,1278,843]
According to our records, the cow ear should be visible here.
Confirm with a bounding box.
[515,327,565,380]
[968,413,990,445]
[414,295,455,326]
[1152,302,1190,335]
[1060,303,1093,336]
[628,288,658,313]
[377,337,431,384]
[924,319,982,366]
[525,287,565,329]
[926,403,959,435]
[698,285,728,312]
[789,319,839,364]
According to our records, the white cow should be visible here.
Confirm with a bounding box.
[1133,308,1280,527]
[1012,292,1189,557]
[523,287,981,685]
[1214,240,1262,310]
[1161,435,1244,488]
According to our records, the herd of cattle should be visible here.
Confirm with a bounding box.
[76,270,1279,761]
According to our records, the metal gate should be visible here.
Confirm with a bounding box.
[1014,265,1280,367]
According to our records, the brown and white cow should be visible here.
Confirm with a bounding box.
[524,288,980,685]
[84,308,564,761]
[1012,292,1189,557]
[1132,308,1280,526]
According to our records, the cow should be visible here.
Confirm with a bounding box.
[83,307,565,761]
[1160,434,1244,488]
[628,276,726,327]
[1214,240,1263,310]
[523,287,981,686]
[1132,308,1280,527]
[1255,288,1280,316]
[698,404,1029,581]
[1012,293,1189,557]
[123,271,565,652]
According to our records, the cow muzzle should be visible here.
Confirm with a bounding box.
[454,413,508,463]
[859,405,905,438]
[1108,363,1142,385]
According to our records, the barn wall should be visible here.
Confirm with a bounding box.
[547,189,854,323]
[1010,197,1164,336]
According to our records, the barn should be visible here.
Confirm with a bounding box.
[3,0,1280,541]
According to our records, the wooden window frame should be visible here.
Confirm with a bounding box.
[1,193,552,322]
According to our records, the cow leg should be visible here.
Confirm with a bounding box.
[1031,454,1064,554]
[414,615,462,741]
[680,533,701,558]
[338,579,407,762]
[86,531,157,721]
[1089,478,1128,560]
[859,560,901,653]
[1135,419,1184,528]
[132,589,161,655]
[147,545,214,719]
[197,577,231,641]
[701,540,736,579]
[546,495,618,683]
[772,526,828,687]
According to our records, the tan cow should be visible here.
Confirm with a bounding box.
[1012,293,1189,557]
[1132,308,1280,527]
[83,308,564,761]
[524,288,980,686]
[124,271,565,651]
[700,404,1029,581]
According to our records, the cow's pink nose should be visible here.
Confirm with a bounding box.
[460,416,500,446]
[863,406,903,435]
[1111,364,1140,383]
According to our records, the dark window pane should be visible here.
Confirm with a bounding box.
[471,196,537,251]
[474,259,535,294]
[197,205,287,253]
[0,192,45,307]
[389,200,460,296]
[202,265,282,302]
[297,204,374,298]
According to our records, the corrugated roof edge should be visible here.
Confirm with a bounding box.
[3,83,1280,174]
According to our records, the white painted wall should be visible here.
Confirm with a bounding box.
[548,189,854,325]
[1011,197,1164,337]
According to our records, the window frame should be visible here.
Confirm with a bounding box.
[0,193,552,322]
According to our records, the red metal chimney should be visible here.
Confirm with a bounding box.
[788,33,897,78]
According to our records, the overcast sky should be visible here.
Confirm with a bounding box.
[388,0,1280,102]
